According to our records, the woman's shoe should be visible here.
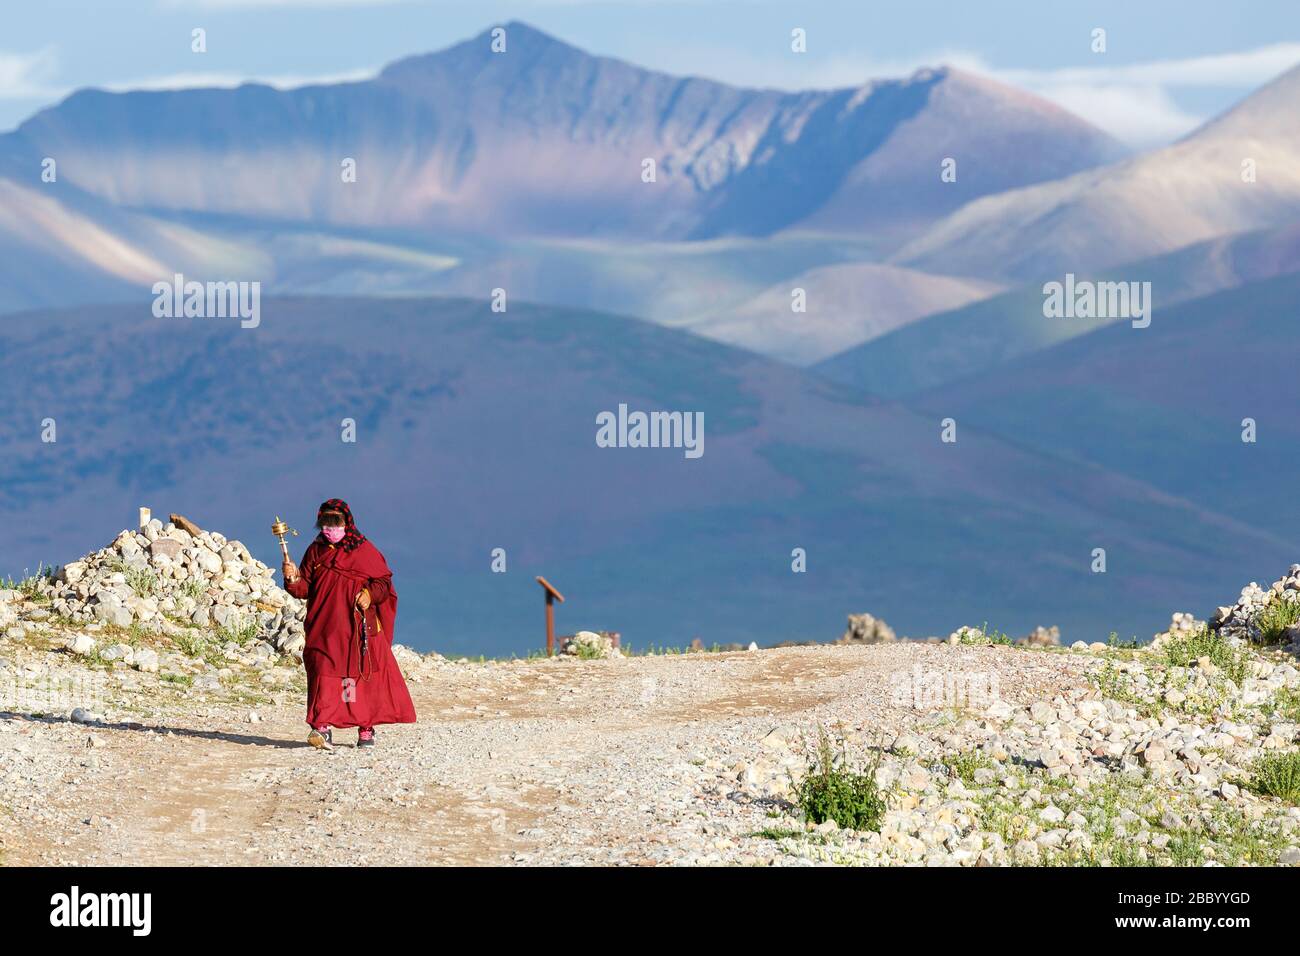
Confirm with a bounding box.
[307,727,334,751]
[357,728,376,748]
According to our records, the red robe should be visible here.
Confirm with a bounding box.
[285,539,417,729]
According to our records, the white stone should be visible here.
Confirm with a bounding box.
[67,634,96,657]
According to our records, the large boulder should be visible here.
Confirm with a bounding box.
[838,613,896,644]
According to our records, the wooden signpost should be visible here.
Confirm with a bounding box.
[535,576,565,656]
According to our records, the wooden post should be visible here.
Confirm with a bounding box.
[535,576,565,656]
[545,593,555,656]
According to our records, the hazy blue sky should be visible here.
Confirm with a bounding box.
[1,1,1297,145]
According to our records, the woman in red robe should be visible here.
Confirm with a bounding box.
[282,499,416,750]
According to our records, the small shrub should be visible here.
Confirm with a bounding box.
[1089,657,1141,706]
[1253,597,1300,646]
[218,614,260,646]
[1160,625,1248,684]
[1164,831,1206,867]
[956,623,1013,646]
[754,826,808,842]
[1107,631,1140,650]
[1249,751,1300,804]
[1267,688,1300,723]
[173,630,211,660]
[178,579,207,600]
[4,563,55,599]
[795,731,886,832]
[124,567,159,598]
[941,750,996,784]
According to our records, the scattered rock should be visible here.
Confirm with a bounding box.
[1017,625,1060,647]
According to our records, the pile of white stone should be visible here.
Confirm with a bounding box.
[559,630,622,659]
[25,511,307,658]
[1209,564,1300,649]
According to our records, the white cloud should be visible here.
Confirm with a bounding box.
[170,0,407,7]
[0,48,60,99]
[985,43,1300,145]
[996,43,1300,89]
[95,67,377,92]
[1032,84,1204,146]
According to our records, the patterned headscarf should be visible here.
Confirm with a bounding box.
[316,498,367,552]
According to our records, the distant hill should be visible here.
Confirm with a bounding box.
[814,221,1300,396]
[0,174,271,314]
[783,67,1125,238]
[0,296,1287,655]
[687,262,1001,366]
[909,270,1300,538]
[894,64,1300,282]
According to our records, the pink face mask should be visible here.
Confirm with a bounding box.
[321,526,345,544]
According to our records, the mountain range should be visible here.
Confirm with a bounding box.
[816,220,1300,395]
[0,20,1121,360]
[3,21,1300,652]
[1,22,1120,243]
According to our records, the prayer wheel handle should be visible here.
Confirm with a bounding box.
[271,516,299,562]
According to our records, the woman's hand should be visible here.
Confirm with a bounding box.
[356,588,371,611]
[282,560,299,583]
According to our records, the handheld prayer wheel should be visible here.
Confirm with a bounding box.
[271,515,298,562]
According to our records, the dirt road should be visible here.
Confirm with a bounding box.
[1,643,1092,865]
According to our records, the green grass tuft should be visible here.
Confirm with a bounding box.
[1249,751,1300,804]
[2,563,56,599]
[1159,625,1248,684]
[178,579,207,600]
[1253,597,1300,645]
[123,567,159,598]
[794,731,886,832]
[217,614,261,647]
[940,750,997,784]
